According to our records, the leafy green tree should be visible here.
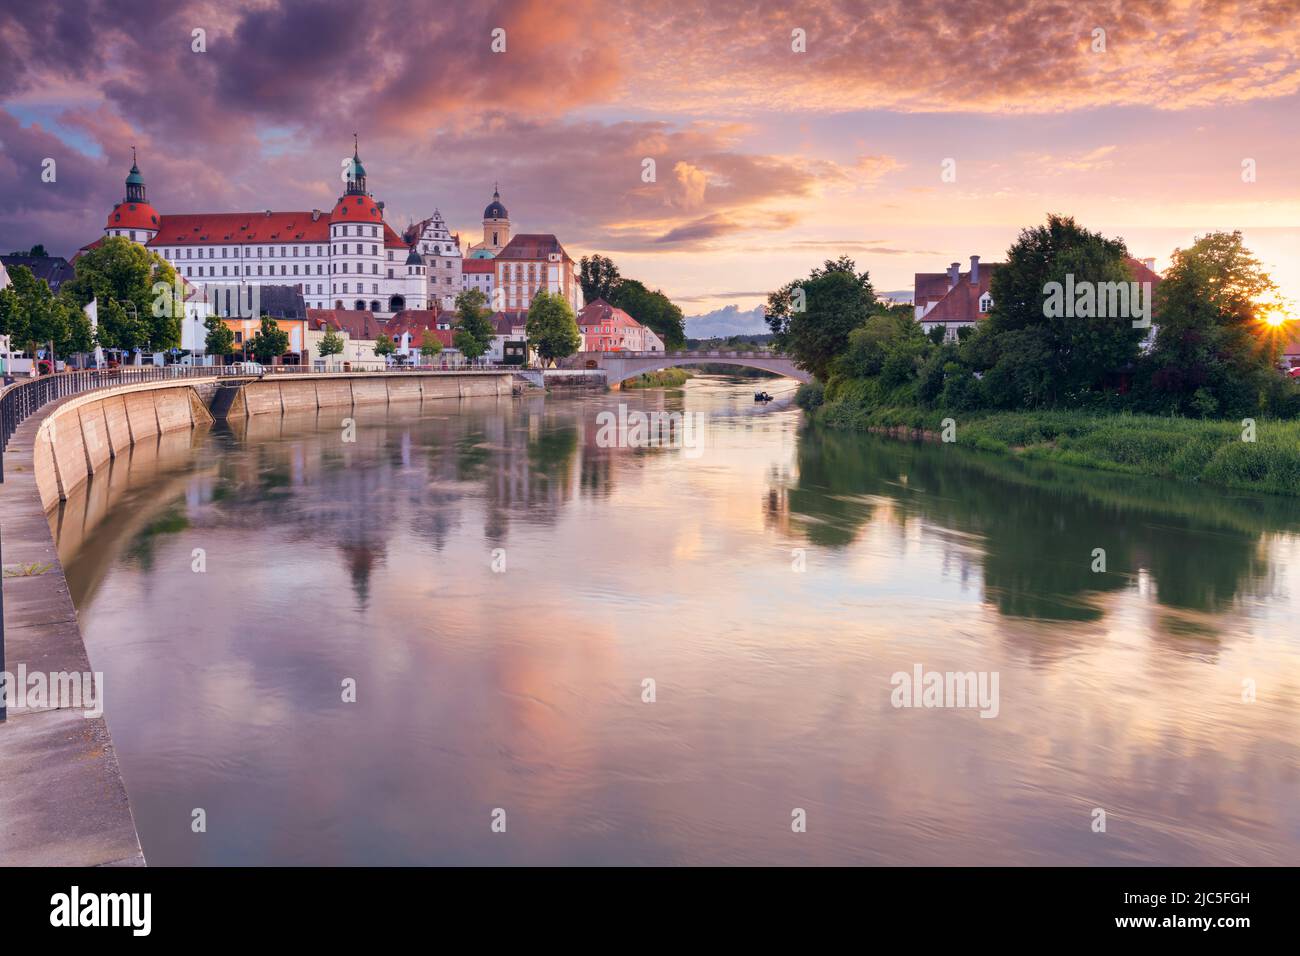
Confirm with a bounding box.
[204,315,235,360]
[579,254,622,304]
[373,332,395,360]
[454,289,495,361]
[1143,231,1282,417]
[0,265,93,358]
[317,326,344,363]
[419,329,442,360]
[249,316,289,364]
[765,257,875,381]
[609,279,687,349]
[62,236,181,351]
[983,214,1141,405]
[526,291,581,366]
[7,244,48,257]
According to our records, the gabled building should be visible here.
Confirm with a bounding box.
[913,254,1162,342]
[576,299,664,352]
[0,254,75,293]
[914,256,1002,341]
[494,234,582,313]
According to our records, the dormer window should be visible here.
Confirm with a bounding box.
[978,293,993,313]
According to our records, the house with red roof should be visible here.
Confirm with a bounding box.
[576,299,665,352]
[914,254,1163,343]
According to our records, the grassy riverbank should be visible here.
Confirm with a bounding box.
[620,368,692,388]
[814,397,1300,496]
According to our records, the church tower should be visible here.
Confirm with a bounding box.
[480,185,509,256]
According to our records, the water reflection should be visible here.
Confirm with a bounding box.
[52,379,1300,865]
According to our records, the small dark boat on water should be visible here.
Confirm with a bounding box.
[754,390,774,402]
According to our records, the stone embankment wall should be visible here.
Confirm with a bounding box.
[32,382,213,512]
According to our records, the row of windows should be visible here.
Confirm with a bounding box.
[162,243,389,260]
[333,225,380,238]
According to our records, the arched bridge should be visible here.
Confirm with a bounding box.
[568,350,811,385]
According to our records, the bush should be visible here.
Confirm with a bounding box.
[794,380,825,411]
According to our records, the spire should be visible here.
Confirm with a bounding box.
[345,133,367,196]
[125,146,146,203]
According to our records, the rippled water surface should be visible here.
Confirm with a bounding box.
[54,376,1300,864]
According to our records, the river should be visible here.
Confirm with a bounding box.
[52,375,1300,865]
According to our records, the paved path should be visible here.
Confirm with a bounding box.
[0,395,144,866]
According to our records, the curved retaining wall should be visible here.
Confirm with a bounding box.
[226,372,511,419]
[32,381,214,514]
[32,372,513,511]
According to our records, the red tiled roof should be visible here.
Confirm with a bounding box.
[577,298,642,330]
[385,309,442,338]
[382,222,405,249]
[306,308,383,340]
[331,194,384,225]
[105,201,161,231]
[496,234,570,261]
[148,211,331,245]
[1124,256,1162,286]
[489,310,529,334]
[462,258,494,274]
[1280,325,1300,359]
[919,264,1002,325]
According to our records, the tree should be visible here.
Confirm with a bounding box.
[579,254,622,304]
[983,214,1142,405]
[8,244,48,257]
[609,279,687,349]
[317,326,345,363]
[0,264,93,359]
[766,257,876,381]
[248,316,289,364]
[454,289,495,362]
[373,332,395,360]
[526,291,581,366]
[204,315,235,360]
[1143,231,1282,416]
[62,236,182,351]
[419,329,443,361]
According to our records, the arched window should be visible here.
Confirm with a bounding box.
[978,293,993,313]
[335,300,343,309]
[370,300,381,312]
[354,299,366,310]
[388,295,405,312]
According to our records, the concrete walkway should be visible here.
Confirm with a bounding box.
[0,395,144,866]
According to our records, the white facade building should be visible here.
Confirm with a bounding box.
[92,143,428,319]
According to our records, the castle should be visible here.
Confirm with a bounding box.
[88,141,513,319]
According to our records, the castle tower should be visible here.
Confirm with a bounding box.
[104,147,161,244]
[404,246,427,311]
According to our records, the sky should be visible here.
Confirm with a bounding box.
[2,0,1298,316]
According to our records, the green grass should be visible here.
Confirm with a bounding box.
[818,400,1300,496]
[620,368,692,388]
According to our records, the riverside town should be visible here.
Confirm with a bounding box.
[0,0,1293,937]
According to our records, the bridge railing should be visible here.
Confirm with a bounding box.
[594,350,789,359]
